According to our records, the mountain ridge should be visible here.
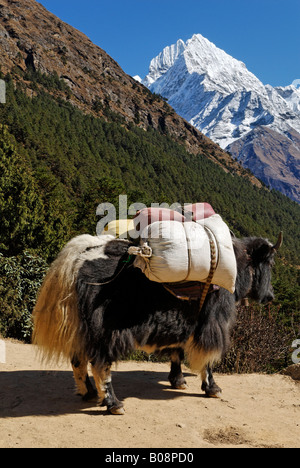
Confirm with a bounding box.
[227,126,300,202]
[143,34,300,202]
[0,0,263,185]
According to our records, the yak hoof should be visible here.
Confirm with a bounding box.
[169,375,187,390]
[173,382,188,390]
[109,405,125,415]
[207,391,222,398]
[205,387,222,398]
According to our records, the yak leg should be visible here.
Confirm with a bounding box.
[91,362,125,415]
[201,365,222,398]
[71,355,97,401]
[168,348,187,389]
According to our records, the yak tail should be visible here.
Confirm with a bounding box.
[32,234,113,363]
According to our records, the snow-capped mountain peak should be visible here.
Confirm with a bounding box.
[141,34,300,202]
[144,38,186,87]
[142,34,300,148]
[180,34,260,94]
[275,84,300,113]
[144,34,265,97]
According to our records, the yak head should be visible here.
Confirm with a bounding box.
[243,232,283,304]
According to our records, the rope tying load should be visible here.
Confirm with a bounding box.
[198,228,218,311]
[128,243,152,258]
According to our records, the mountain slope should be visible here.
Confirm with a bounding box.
[143,34,300,202]
[3,79,299,257]
[227,127,300,202]
[0,0,299,266]
[0,0,258,182]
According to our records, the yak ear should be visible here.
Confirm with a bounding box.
[272,232,283,252]
[244,238,273,265]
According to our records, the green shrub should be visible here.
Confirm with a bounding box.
[0,252,48,342]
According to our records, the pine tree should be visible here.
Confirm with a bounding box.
[0,125,46,255]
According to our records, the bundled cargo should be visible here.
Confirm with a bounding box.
[133,203,215,232]
[101,204,237,294]
[101,203,216,239]
[133,207,186,234]
[102,219,135,239]
[130,210,237,294]
[182,202,216,220]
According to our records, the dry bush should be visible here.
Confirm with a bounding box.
[216,305,296,374]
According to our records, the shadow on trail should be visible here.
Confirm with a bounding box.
[0,368,203,418]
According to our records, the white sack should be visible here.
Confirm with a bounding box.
[195,215,237,293]
[132,214,237,293]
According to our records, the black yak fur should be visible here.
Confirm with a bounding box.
[33,233,280,414]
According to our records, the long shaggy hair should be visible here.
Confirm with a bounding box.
[32,234,115,362]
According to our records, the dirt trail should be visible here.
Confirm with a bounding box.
[0,339,299,448]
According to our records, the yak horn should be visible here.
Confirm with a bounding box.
[272,232,283,251]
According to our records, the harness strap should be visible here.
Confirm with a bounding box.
[163,282,219,301]
[198,228,218,312]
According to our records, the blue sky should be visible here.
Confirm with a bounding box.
[40,0,299,87]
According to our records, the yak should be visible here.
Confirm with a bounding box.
[33,231,282,415]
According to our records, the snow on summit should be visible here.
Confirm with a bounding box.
[142,34,300,149]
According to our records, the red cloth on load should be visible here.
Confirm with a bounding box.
[134,203,216,233]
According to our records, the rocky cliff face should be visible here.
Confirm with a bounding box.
[227,127,300,202]
[0,0,262,185]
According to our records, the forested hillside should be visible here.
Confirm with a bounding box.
[0,72,299,343]
[1,75,299,258]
